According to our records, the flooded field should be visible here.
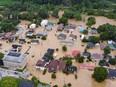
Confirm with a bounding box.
[0,10,116,87]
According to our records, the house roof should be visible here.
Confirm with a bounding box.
[72,50,81,57]
[45,26,52,30]
[57,33,66,39]
[12,44,22,49]
[82,52,90,57]
[3,32,12,38]
[20,80,34,87]
[47,49,54,55]
[3,52,27,63]
[87,42,95,48]
[69,34,77,40]
[38,31,47,35]
[92,53,101,60]
[47,60,59,71]
[100,44,108,50]
[58,60,66,70]
[67,66,77,73]
[65,54,71,57]
[80,64,95,70]
[108,69,116,78]
[57,24,64,31]
[90,29,98,34]
[30,40,39,44]
[103,54,112,61]
[47,22,54,26]
[36,60,46,67]
[60,41,74,46]
[108,44,116,50]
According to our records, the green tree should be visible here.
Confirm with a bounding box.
[82,29,88,34]
[67,83,72,87]
[51,73,56,79]
[90,36,100,44]
[38,6,49,19]
[78,56,85,63]
[92,67,108,82]
[59,17,68,25]
[73,13,82,21]
[108,58,116,65]
[0,52,4,60]
[86,17,96,27]
[0,77,18,87]
[53,85,58,87]
[66,59,72,66]
[52,8,59,18]
[103,46,111,55]
[62,45,67,52]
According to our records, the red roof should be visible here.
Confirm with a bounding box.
[72,50,81,57]
[65,54,71,57]
[80,64,95,70]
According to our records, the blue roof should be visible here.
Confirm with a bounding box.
[108,69,116,78]
[47,22,54,26]
[108,44,116,50]
[87,42,95,48]
[20,81,34,87]
[79,27,86,32]
[57,34,66,38]
[82,52,90,57]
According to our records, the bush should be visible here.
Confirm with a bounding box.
[26,35,36,39]
[41,36,47,40]
[62,70,69,75]
[53,85,58,87]
[43,69,47,75]
[108,58,116,65]
[51,73,56,79]
[82,29,88,35]
[62,45,67,52]
[67,83,72,87]
[75,74,78,79]
[56,48,59,51]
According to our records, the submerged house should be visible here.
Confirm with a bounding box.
[57,24,64,31]
[90,29,98,34]
[87,42,95,48]
[11,44,22,52]
[64,24,76,32]
[57,33,67,40]
[47,60,59,72]
[108,69,116,79]
[36,31,47,38]
[69,34,77,41]
[30,40,39,44]
[19,39,26,44]
[20,80,34,87]
[3,32,13,40]
[36,60,46,70]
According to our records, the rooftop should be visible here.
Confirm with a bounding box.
[3,52,27,63]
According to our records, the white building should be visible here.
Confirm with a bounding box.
[29,23,36,29]
[2,52,28,69]
[41,20,48,27]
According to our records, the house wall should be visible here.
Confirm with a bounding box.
[3,56,28,69]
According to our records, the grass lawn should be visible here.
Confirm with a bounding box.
[0,0,19,5]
